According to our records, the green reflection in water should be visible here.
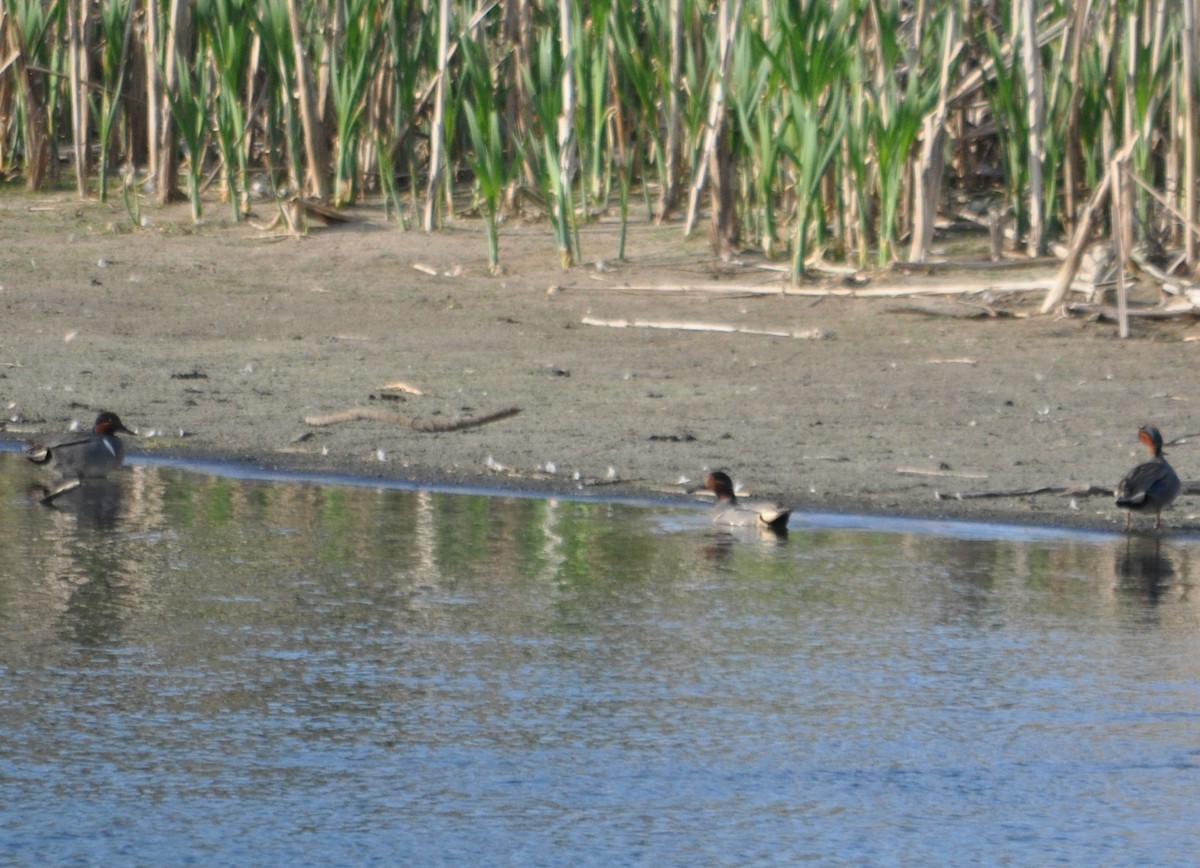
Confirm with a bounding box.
[2,454,1200,866]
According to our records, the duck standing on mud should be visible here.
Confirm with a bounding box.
[1114,425,1180,530]
[696,470,791,533]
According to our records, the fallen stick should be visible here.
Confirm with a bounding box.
[885,299,1009,319]
[852,278,1061,297]
[935,484,1112,500]
[890,256,1061,272]
[897,466,989,479]
[1064,301,1197,320]
[578,279,1073,299]
[305,405,521,431]
[580,316,829,339]
[579,282,789,295]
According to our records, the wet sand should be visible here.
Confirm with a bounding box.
[2,192,1196,531]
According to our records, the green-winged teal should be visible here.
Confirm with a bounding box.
[1114,425,1180,530]
[25,411,136,480]
[697,470,791,533]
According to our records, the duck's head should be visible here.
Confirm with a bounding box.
[703,471,737,502]
[93,411,136,437]
[1137,425,1164,457]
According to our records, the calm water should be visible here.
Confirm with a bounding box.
[1,453,1198,865]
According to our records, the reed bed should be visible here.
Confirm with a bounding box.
[1,0,1196,279]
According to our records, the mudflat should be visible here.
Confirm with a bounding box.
[2,192,1195,530]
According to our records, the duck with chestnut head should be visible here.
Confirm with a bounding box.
[1114,425,1180,530]
[25,411,137,481]
[694,470,791,533]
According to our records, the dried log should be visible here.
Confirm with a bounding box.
[304,405,521,431]
[580,316,829,339]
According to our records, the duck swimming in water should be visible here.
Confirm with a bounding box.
[1114,425,1180,530]
[697,470,791,533]
[25,411,136,480]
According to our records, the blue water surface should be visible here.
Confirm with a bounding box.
[0,455,1197,865]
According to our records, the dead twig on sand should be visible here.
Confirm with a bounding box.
[305,406,520,431]
[1063,301,1198,321]
[885,299,1015,318]
[936,484,1112,501]
[581,316,829,339]
[897,466,988,479]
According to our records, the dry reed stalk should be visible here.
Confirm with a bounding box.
[1041,137,1138,314]
[1018,0,1045,256]
[287,0,329,201]
[684,0,742,239]
[1113,157,1130,338]
[555,0,576,266]
[658,0,683,222]
[423,0,451,230]
[159,0,190,204]
[6,14,50,190]
[66,0,89,196]
[1185,0,1198,268]
[909,4,959,263]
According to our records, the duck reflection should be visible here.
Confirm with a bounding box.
[37,477,127,532]
[1115,533,1178,603]
[702,526,789,563]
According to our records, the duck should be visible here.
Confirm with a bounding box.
[25,411,137,480]
[1114,425,1181,530]
[696,470,791,533]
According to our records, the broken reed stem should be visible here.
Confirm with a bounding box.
[1113,158,1130,338]
[304,405,521,431]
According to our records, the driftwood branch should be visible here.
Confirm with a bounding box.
[897,466,988,480]
[579,278,1065,298]
[891,256,1061,272]
[304,405,521,431]
[1064,302,1197,320]
[580,316,829,339]
[935,484,1112,500]
[942,478,1200,501]
[885,299,1015,318]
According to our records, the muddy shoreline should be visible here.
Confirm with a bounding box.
[2,192,1196,532]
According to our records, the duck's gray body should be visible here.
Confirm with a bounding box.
[25,412,134,480]
[702,471,791,532]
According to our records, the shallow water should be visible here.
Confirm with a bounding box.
[1,454,1198,865]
